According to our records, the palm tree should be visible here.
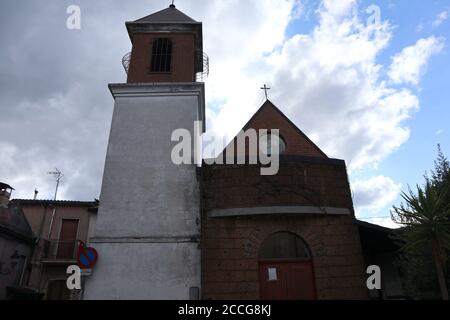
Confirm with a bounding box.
[392,182,450,300]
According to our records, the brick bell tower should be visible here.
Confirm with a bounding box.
[84,4,206,299]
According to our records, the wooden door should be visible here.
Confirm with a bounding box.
[56,219,79,259]
[259,260,316,300]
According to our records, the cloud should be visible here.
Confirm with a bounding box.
[432,10,448,27]
[0,0,133,200]
[208,0,430,171]
[0,0,445,205]
[388,36,445,85]
[351,176,402,213]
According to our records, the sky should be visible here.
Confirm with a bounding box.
[0,0,449,228]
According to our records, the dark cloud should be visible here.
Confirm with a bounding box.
[0,0,159,200]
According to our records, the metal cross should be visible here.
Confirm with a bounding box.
[171,0,175,5]
[260,84,271,100]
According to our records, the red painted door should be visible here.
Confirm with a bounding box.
[56,219,79,259]
[259,260,316,300]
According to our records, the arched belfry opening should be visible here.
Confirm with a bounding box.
[258,232,317,300]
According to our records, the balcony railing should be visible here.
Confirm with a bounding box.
[122,51,131,74]
[121,50,209,81]
[42,240,82,261]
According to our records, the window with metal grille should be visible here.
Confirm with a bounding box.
[150,38,173,72]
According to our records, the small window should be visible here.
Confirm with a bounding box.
[150,38,173,72]
[259,232,310,260]
[259,132,286,156]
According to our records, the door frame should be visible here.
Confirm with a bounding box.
[55,218,80,259]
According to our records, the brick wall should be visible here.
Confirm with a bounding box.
[203,156,353,210]
[201,158,369,300]
[223,101,326,159]
[127,33,195,83]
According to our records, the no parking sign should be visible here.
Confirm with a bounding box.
[77,241,98,269]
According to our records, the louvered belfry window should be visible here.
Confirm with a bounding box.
[150,38,173,72]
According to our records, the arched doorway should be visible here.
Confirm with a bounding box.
[258,232,317,300]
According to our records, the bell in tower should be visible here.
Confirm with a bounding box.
[84,4,205,300]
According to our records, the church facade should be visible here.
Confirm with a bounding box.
[201,101,368,299]
[84,5,369,300]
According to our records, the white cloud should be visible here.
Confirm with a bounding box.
[432,10,448,27]
[207,0,432,171]
[388,36,445,85]
[351,176,402,213]
[0,0,445,201]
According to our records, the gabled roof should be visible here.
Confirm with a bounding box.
[233,99,328,158]
[133,5,197,24]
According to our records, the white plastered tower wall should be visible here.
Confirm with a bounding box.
[83,83,204,299]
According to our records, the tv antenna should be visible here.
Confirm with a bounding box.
[48,168,63,201]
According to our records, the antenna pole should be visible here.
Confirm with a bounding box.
[47,168,63,239]
[48,168,63,201]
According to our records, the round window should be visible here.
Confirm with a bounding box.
[259,132,286,155]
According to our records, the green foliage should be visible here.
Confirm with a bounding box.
[425,144,450,195]
[391,145,450,299]
[392,182,450,252]
[394,242,449,299]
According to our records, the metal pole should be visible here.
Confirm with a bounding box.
[47,169,63,239]
[54,178,59,201]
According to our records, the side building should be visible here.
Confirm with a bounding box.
[0,183,36,299]
[11,198,98,300]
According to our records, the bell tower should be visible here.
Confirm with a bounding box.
[84,5,205,300]
[125,4,205,83]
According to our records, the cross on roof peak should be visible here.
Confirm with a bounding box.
[260,84,271,100]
